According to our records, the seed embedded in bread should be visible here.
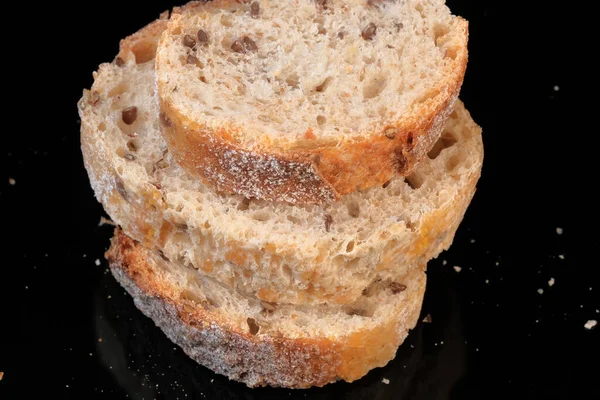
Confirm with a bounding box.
[247,317,260,335]
[243,36,258,52]
[183,34,196,48]
[122,106,138,125]
[197,29,209,45]
[187,55,199,65]
[389,282,407,294]
[115,57,125,67]
[231,40,245,53]
[250,2,260,18]
[362,23,377,40]
[123,153,136,161]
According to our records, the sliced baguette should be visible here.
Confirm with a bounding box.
[79,15,482,306]
[107,229,426,388]
[156,0,469,204]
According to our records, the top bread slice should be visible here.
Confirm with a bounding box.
[156,0,469,204]
[78,12,482,306]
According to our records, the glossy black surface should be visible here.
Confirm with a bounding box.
[4,1,599,399]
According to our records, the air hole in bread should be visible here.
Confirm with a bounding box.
[220,14,234,27]
[315,77,332,92]
[444,47,458,60]
[363,76,387,99]
[346,240,355,253]
[446,154,461,172]
[286,215,302,224]
[344,306,374,318]
[180,289,204,305]
[237,197,251,211]
[282,265,293,279]
[285,73,300,89]
[252,211,271,221]
[127,140,138,152]
[405,173,423,189]
[428,132,457,159]
[347,201,360,218]
[316,115,327,127]
[433,24,450,44]
[108,82,129,99]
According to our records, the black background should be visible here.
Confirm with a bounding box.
[3,1,599,399]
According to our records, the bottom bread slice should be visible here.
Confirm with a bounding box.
[106,230,426,388]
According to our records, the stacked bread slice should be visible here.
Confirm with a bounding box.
[79,0,482,389]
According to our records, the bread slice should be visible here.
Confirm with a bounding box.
[79,14,482,306]
[156,0,469,204]
[107,229,426,388]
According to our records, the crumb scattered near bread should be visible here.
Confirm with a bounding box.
[584,320,597,330]
[8,178,15,185]
[0,371,3,380]
[95,259,101,266]
[382,378,390,384]
[453,266,462,273]
[553,85,560,91]
[537,289,544,295]
[422,314,432,323]
[556,227,563,235]
[98,216,116,227]
[558,254,565,260]
[548,278,555,287]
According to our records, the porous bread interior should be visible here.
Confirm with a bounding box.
[80,50,480,305]
[158,0,465,146]
[118,232,426,339]
[85,59,477,253]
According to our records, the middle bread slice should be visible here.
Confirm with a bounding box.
[79,15,482,306]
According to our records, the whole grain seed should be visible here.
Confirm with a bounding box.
[250,2,260,18]
[362,23,377,40]
[183,34,196,48]
[122,106,138,125]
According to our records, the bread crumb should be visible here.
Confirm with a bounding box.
[584,320,597,330]
[495,261,500,266]
[442,260,447,265]
[553,85,560,91]
[98,338,103,343]
[0,371,3,380]
[382,378,390,384]
[537,288,544,295]
[556,227,563,235]
[95,259,101,266]
[548,278,555,287]
[99,216,116,227]
[485,279,489,284]
[8,178,15,185]
[453,266,462,273]
[558,254,565,260]
[422,314,432,323]
[470,239,476,243]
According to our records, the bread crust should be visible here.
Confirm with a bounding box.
[107,231,426,388]
[156,2,469,204]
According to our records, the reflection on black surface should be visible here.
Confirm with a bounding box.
[94,270,468,400]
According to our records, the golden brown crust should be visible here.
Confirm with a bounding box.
[156,7,469,204]
[107,230,426,388]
